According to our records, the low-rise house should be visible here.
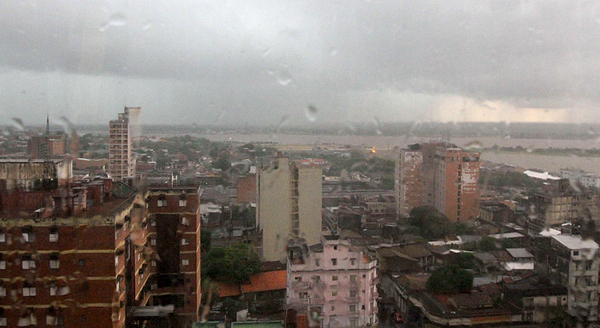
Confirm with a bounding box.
[503,275,568,324]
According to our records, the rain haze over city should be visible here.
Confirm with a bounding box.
[3,1,600,328]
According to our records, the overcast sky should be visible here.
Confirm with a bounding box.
[1,0,600,126]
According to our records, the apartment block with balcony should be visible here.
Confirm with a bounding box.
[534,234,599,323]
[395,143,480,222]
[287,236,378,328]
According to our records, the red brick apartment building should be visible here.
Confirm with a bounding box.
[396,143,481,222]
[0,159,201,328]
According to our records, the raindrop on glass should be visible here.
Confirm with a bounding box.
[372,117,382,135]
[99,13,127,31]
[305,104,318,122]
[10,118,25,131]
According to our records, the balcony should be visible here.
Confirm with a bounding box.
[291,281,310,290]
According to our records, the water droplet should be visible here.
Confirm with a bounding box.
[10,118,24,131]
[372,117,382,135]
[464,140,484,151]
[142,21,152,30]
[277,115,290,129]
[99,13,127,32]
[215,110,226,124]
[275,65,293,86]
[262,47,272,57]
[54,116,76,138]
[305,104,318,122]
[344,123,356,133]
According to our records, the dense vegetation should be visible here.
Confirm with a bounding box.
[426,265,474,294]
[202,242,261,284]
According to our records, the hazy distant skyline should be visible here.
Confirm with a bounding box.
[2,1,600,126]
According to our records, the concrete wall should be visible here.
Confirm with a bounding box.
[298,167,322,247]
[258,158,292,262]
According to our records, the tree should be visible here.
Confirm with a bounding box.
[426,265,473,294]
[455,252,477,270]
[409,206,452,240]
[201,229,211,253]
[204,242,261,283]
[479,237,497,252]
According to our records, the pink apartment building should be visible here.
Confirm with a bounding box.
[287,236,378,328]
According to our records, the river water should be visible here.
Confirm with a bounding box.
[173,133,600,175]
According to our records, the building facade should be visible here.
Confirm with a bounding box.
[109,107,140,182]
[395,143,480,222]
[0,160,202,327]
[287,236,378,328]
[534,234,599,323]
[257,156,322,262]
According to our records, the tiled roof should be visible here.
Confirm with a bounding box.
[215,281,241,297]
[241,270,287,293]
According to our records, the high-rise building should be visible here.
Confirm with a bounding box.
[256,155,322,262]
[109,107,141,182]
[0,159,202,328]
[395,142,480,222]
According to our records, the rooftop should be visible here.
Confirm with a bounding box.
[552,235,599,250]
[506,248,533,259]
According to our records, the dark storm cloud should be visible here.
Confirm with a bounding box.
[1,0,600,124]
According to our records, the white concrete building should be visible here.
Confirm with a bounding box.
[108,107,140,181]
[257,156,322,262]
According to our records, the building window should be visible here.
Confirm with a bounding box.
[181,238,189,245]
[0,317,5,326]
[179,199,187,207]
[331,258,337,266]
[349,304,357,312]
[313,276,320,282]
[150,238,156,246]
[0,287,5,297]
[350,275,357,282]
[350,290,357,298]
[181,217,189,226]
[332,290,338,296]
[79,259,85,266]
[182,259,189,266]
[0,233,5,243]
[299,292,308,299]
[22,255,35,269]
[22,226,34,242]
[158,199,167,207]
[23,286,36,297]
[350,258,356,265]
[151,260,156,267]
[315,259,320,266]
[137,253,141,261]
[586,261,593,270]
[49,228,58,242]
[295,276,302,282]
[49,254,59,269]
[350,318,358,327]
[331,306,335,311]
[573,251,580,256]
[150,219,156,226]
[332,275,338,281]
[333,245,337,250]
